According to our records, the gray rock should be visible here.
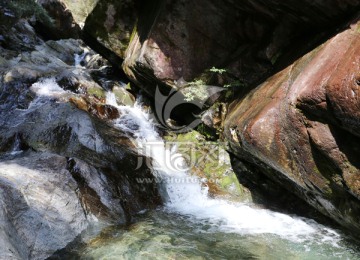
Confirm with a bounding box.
[0,152,87,260]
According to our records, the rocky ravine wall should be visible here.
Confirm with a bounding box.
[77,0,360,234]
[1,4,359,259]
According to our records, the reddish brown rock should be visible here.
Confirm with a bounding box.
[224,17,360,233]
[70,96,120,120]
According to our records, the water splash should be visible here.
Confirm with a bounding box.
[30,78,66,97]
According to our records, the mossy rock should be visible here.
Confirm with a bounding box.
[87,86,106,99]
[112,85,135,106]
[165,130,251,202]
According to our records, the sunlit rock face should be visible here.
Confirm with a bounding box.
[83,0,359,94]
[61,0,100,26]
[0,19,161,259]
[224,16,360,234]
[0,153,88,260]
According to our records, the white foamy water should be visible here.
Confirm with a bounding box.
[106,92,342,245]
[74,49,89,67]
[27,78,68,111]
[30,78,66,97]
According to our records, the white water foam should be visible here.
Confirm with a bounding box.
[30,78,66,97]
[107,92,342,246]
[27,78,68,111]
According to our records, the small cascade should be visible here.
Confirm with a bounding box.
[105,92,343,246]
[27,78,68,110]
[10,134,23,155]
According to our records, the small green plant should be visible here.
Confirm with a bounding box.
[224,80,245,88]
[183,79,208,102]
[209,67,226,74]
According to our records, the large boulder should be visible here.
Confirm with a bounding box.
[83,0,359,96]
[224,17,360,233]
[0,152,88,260]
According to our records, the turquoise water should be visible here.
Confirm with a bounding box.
[59,209,360,259]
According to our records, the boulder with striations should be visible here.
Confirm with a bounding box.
[224,16,360,233]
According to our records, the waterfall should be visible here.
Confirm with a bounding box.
[106,92,341,246]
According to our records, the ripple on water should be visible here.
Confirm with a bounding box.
[66,210,360,260]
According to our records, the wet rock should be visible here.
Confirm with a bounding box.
[112,85,135,106]
[0,20,43,53]
[0,0,53,30]
[61,0,99,26]
[69,96,120,120]
[201,102,227,134]
[224,17,360,233]
[83,0,137,60]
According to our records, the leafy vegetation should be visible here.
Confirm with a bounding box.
[182,79,208,102]
[209,66,226,74]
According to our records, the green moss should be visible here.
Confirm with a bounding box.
[87,86,106,98]
[112,86,135,106]
[164,130,251,201]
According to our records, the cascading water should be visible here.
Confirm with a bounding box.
[42,88,360,259]
[105,92,347,246]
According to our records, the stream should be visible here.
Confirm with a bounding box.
[54,90,360,259]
